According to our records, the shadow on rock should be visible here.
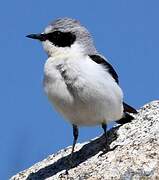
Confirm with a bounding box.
[26,126,120,180]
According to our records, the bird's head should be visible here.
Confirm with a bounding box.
[26,18,97,57]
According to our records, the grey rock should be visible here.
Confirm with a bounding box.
[10,101,159,180]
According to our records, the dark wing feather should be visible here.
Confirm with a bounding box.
[89,55,119,84]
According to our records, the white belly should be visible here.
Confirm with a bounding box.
[44,56,123,126]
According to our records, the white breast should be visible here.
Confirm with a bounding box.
[43,48,123,126]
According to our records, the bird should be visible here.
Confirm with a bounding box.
[26,17,137,158]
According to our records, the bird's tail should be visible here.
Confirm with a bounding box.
[116,102,138,125]
[116,112,134,124]
[123,102,137,114]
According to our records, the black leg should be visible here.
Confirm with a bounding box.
[102,123,110,151]
[71,124,79,156]
[65,125,79,174]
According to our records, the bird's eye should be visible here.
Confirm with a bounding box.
[52,31,62,36]
[44,31,76,47]
[56,31,61,35]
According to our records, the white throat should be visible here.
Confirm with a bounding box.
[42,41,84,59]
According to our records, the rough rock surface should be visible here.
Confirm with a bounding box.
[11,101,159,180]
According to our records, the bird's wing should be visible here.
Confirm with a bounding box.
[89,54,119,84]
[89,54,137,115]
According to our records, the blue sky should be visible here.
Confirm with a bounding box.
[1,0,159,179]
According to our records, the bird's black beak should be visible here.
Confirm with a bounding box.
[26,33,46,41]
